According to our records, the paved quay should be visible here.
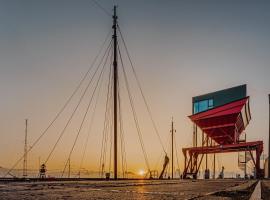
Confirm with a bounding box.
[261,180,270,200]
[0,179,260,200]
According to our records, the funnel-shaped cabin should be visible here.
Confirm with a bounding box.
[190,85,250,145]
[182,85,263,179]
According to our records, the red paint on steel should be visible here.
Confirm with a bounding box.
[189,97,250,145]
[182,96,264,179]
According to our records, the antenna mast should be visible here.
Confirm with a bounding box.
[23,119,28,177]
[113,5,118,180]
[170,117,176,179]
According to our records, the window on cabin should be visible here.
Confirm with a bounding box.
[193,99,214,114]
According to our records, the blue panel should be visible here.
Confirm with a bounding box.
[194,99,214,114]
[192,85,247,114]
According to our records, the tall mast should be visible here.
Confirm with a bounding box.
[23,119,28,177]
[113,5,118,180]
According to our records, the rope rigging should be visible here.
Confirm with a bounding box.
[99,46,114,177]
[117,76,127,177]
[4,30,112,178]
[91,0,112,17]
[43,39,113,166]
[61,41,112,177]
[118,44,151,173]
[117,24,167,154]
[77,72,103,177]
[6,7,171,179]
[118,79,128,178]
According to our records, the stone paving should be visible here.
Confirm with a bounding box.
[0,179,259,200]
[261,180,270,200]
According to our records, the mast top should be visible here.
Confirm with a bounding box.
[113,5,118,19]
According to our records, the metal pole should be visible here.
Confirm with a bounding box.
[195,125,197,170]
[205,135,209,170]
[244,133,247,179]
[68,158,70,178]
[23,119,28,177]
[113,5,118,180]
[213,153,216,179]
[171,118,174,179]
[268,94,270,178]
[38,157,40,171]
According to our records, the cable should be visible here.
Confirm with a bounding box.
[44,39,113,165]
[98,48,113,177]
[108,48,114,174]
[91,0,112,17]
[154,134,170,172]
[118,77,127,178]
[118,45,151,172]
[77,76,102,177]
[77,51,107,176]
[62,42,112,177]
[4,30,112,177]
[117,24,166,154]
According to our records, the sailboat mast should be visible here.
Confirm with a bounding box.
[113,5,118,180]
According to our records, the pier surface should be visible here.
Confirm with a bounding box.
[0,179,267,199]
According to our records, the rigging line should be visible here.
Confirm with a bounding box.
[77,99,98,177]
[61,44,110,178]
[119,99,128,178]
[78,47,109,178]
[101,59,113,175]
[108,51,114,174]
[116,34,124,176]
[4,30,112,177]
[154,134,170,171]
[105,47,114,175]
[106,49,114,174]
[98,48,113,176]
[91,0,112,17]
[101,102,110,176]
[174,134,181,178]
[44,39,113,165]
[108,115,113,173]
[118,45,151,172]
[99,51,112,177]
[118,77,127,178]
[77,50,108,177]
[117,25,166,154]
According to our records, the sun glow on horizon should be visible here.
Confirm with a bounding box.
[138,169,145,176]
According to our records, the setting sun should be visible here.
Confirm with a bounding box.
[138,169,145,176]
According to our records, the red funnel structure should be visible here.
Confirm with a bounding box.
[189,97,251,145]
[182,96,263,179]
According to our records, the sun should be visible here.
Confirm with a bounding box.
[138,169,145,176]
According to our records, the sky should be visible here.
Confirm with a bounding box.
[0,0,270,178]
